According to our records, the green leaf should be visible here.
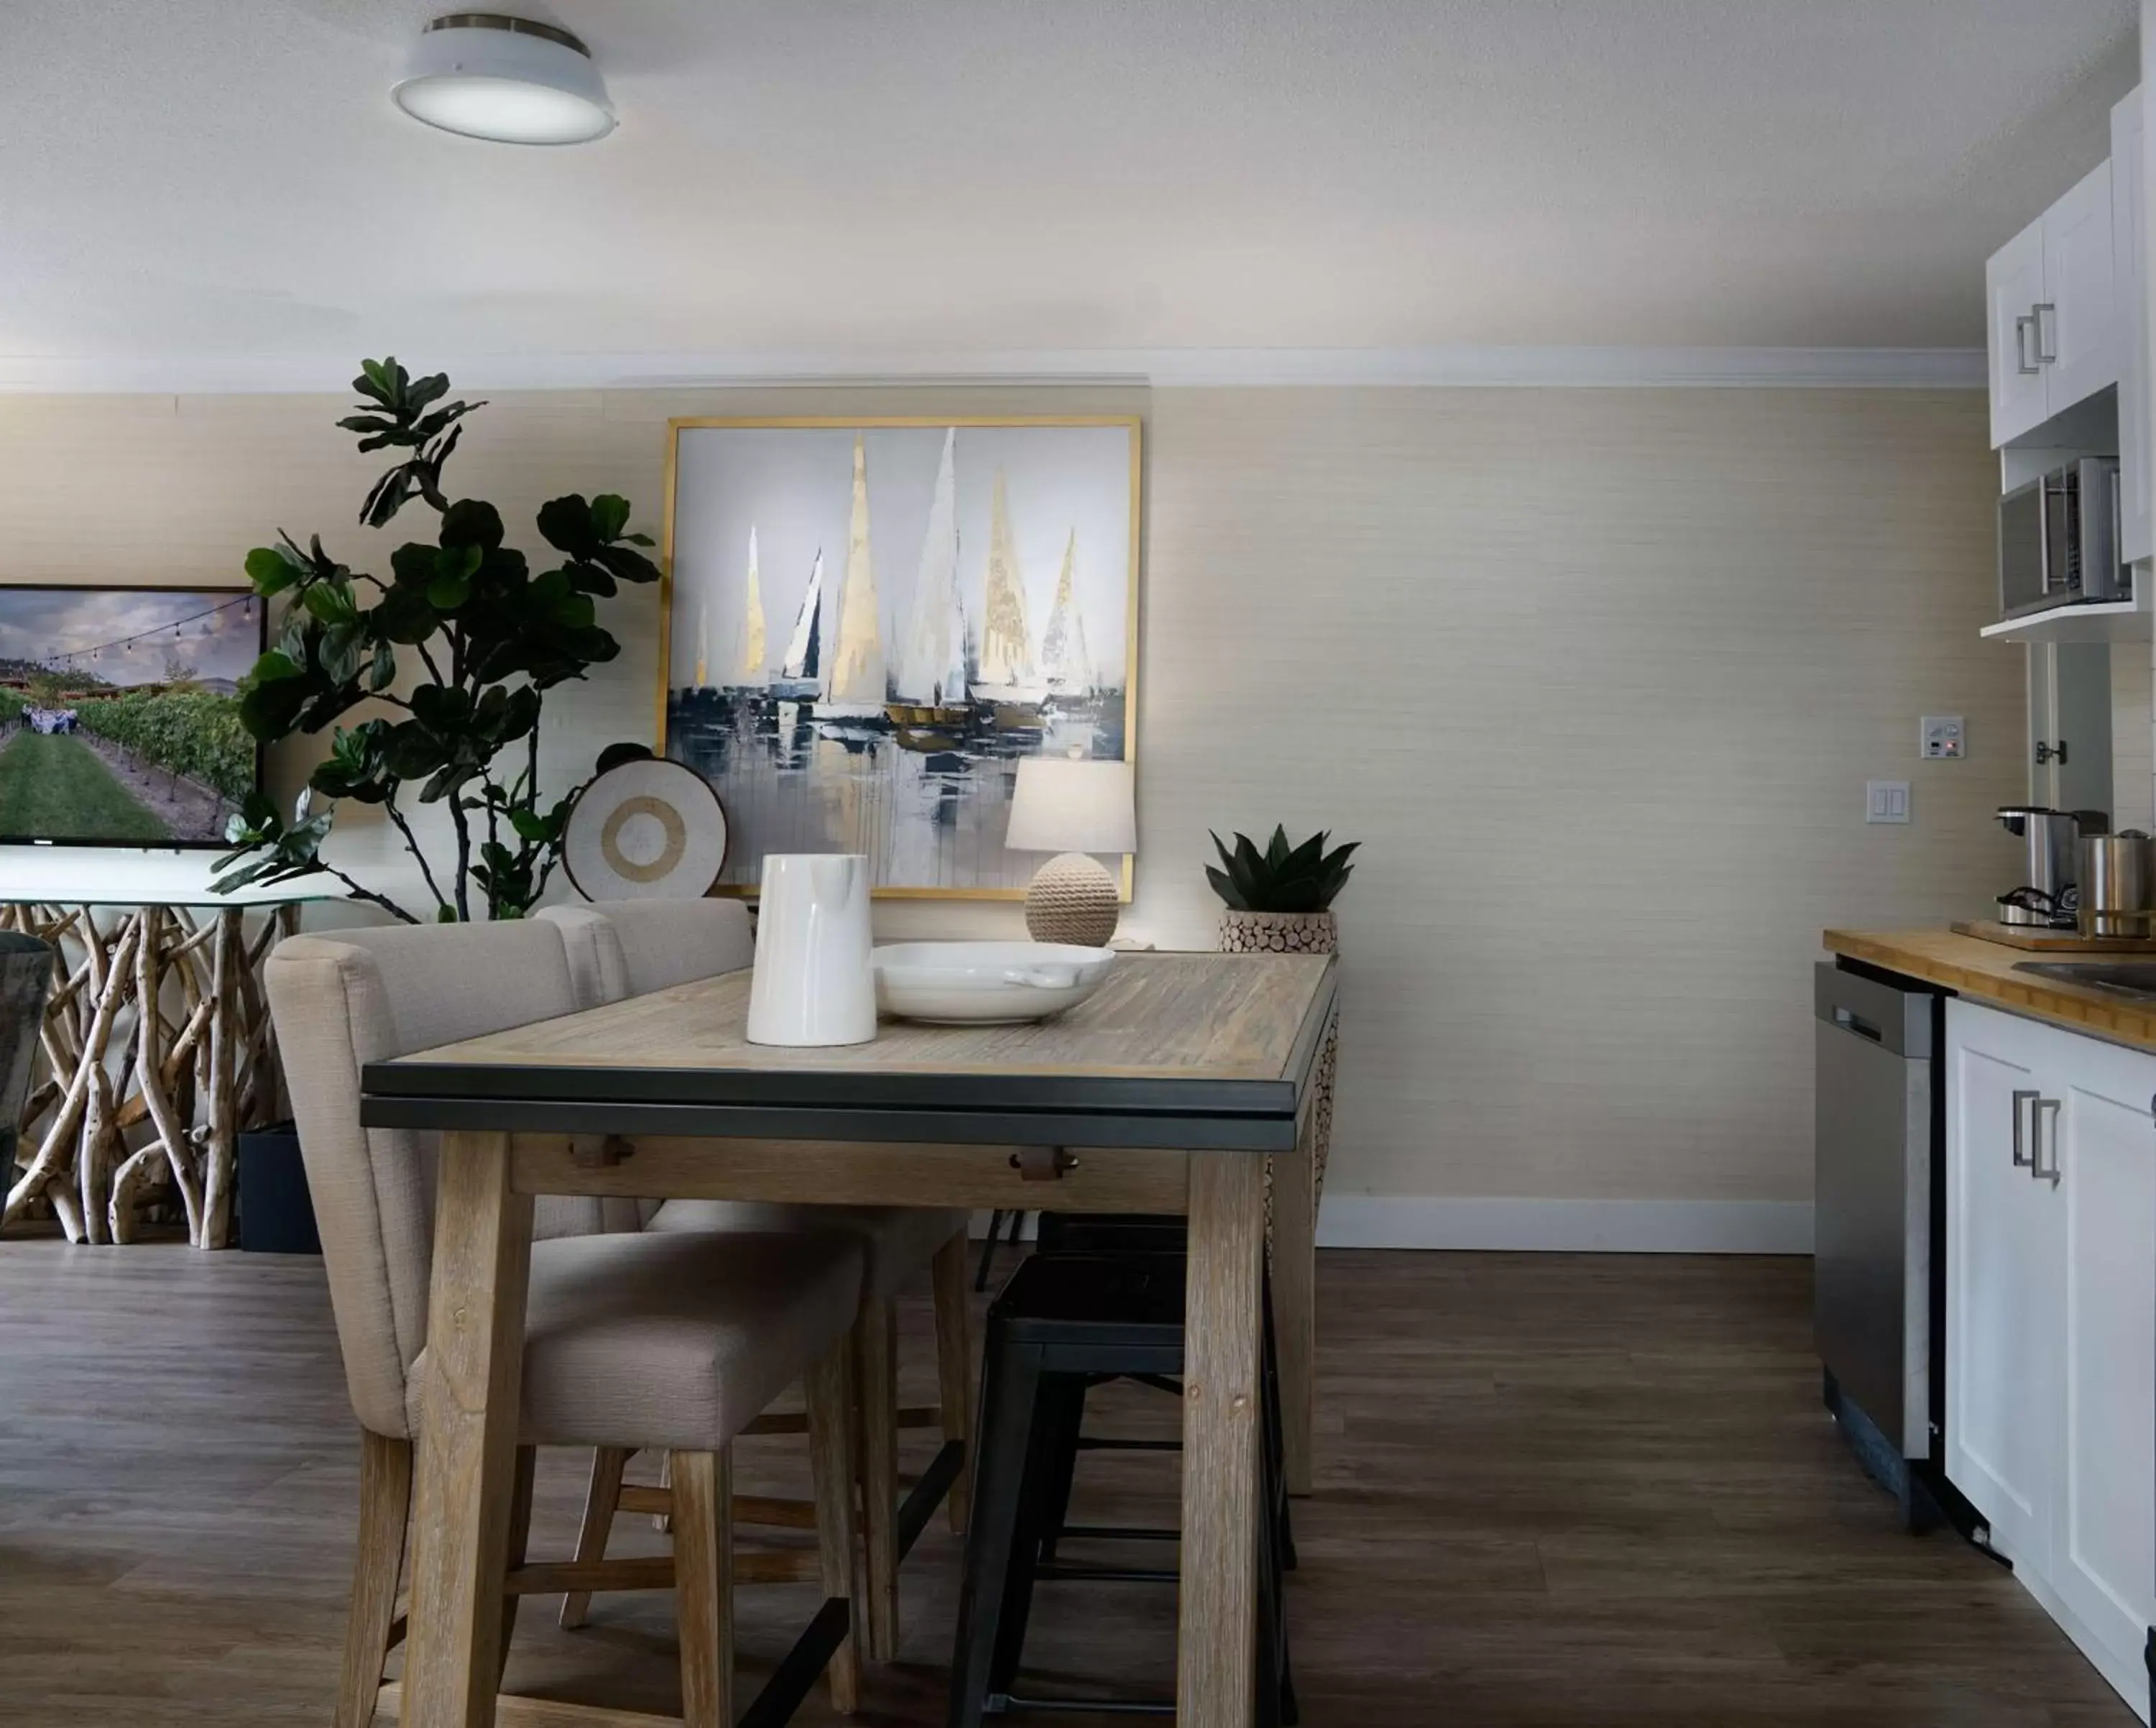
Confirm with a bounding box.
[1205,865,1247,911]
[372,586,437,644]
[536,494,595,556]
[246,648,305,686]
[382,722,449,781]
[369,639,398,691]
[589,493,630,541]
[301,578,359,625]
[319,622,364,685]
[244,545,301,595]
[596,740,655,773]
[592,542,661,587]
[438,497,504,552]
[408,684,471,730]
[389,542,436,587]
[238,675,308,741]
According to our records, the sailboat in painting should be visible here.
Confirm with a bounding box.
[1038,528,1095,697]
[971,467,1046,722]
[819,435,890,723]
[886,427,972,746]
[768,548,826,701]
[727,526,768,691]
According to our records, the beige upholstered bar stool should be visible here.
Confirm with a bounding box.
[265,919,867,1727]
[541,897,975,1661]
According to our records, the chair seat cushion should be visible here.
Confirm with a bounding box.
[406,1230,865,1453]
[645,1200,965,1305]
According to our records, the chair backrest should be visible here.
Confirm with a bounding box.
[539,897,754,1010]
[264,919,584,1438]
[0,931,54,1174]
[536,899,757,1229]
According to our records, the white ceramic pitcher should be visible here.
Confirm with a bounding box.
[747,853,876,1047]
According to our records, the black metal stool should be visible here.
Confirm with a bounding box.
[1031,1213,1296,1578]
[949,1251,1295,1727]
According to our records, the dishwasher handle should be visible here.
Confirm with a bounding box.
[1814,962,1933,1058]
[1831,1006,1883,1043]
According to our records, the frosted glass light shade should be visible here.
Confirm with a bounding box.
[1005,758,1136,855]
[393,16,615,145]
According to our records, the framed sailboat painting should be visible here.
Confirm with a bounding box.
[658,415,1142,899]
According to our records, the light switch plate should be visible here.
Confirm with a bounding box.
[1921,715,1966,759]
[1867,780,1912,824]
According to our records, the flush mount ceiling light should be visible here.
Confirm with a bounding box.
[392,14,614,145]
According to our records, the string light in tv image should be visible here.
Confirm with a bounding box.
[0,587,267,847]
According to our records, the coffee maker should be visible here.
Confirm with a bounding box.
[1996,806,2109,927]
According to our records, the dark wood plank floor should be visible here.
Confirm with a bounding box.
[0,1241,2132,1725]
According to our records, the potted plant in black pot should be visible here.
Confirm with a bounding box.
[1207,826,1358,955]
[217,359,662,1249]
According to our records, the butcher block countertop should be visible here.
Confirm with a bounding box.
[1825,928,2156,1053]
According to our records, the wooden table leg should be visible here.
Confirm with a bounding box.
[401,1129,535,1728]
[1180,1150,1266,1728]
[1269,1120,1317,1497]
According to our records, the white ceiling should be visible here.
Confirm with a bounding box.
[0,1,2139,386]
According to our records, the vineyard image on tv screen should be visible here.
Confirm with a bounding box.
[0,586,265,847]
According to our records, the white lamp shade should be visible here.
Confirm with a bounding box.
[1005,757,1136,855]
[393,17,615,145]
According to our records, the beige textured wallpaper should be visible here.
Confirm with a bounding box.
[0,382,2021,1209]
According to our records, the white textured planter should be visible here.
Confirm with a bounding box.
[1217,908,1337,955]
[1216,907,1341,1219]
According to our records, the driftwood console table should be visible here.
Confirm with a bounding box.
[0,852,332,1248]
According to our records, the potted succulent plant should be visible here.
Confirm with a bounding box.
[1206,826,1358,955]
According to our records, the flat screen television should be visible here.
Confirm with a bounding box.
[0,584,267,847]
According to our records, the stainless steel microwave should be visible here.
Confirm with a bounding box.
[2000,458,2127,617]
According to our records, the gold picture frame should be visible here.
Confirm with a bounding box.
[658,415,1142,901]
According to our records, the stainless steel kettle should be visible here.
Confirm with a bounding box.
[1996,806,2109,927]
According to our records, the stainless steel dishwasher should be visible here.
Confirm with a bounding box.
[1814,961,1943,1527]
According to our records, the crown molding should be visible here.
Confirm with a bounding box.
[0,344,1986,395]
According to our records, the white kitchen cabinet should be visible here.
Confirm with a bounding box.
[2047,162,2120,415]
[1945,1000,2062,1568]
[2053,1031,2156,1703]
[1988,160,2122,449]
[2114,88,2152,563]
[1990,214,2054,447]
[1945,998,2156,1720]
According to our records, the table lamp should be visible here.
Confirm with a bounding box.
[1005,754,1136,947]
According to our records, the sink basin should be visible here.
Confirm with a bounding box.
[2013,960,2156,1001]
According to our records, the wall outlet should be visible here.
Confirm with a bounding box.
[1867,780,1912,824]
[1920,715,1966,759]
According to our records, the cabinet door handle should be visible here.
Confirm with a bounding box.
[2030,1096,2063,1187]
[2017,313,2042,374]
[2033,302,2058,364]
[2012,1088,2040,1167]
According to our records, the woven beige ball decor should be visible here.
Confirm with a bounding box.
[1024,852,1120,947]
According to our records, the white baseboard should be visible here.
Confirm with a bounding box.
[1314,1196,1813,1255]
[975,1198,1812,1254]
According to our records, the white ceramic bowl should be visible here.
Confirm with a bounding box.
[872,941,1117,1025]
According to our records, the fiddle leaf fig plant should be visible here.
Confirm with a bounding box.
[213,358,660,922]
[1206,827,1359,915]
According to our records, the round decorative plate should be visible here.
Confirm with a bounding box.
[563,757,729,901]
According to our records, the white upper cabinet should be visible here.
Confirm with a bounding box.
[1988,160,2122,448]
[1990,215,2052,446]
[2045,162,2119,413]
[2115,87,2152,563]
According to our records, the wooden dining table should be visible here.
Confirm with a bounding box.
[361,949,1338,1728]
